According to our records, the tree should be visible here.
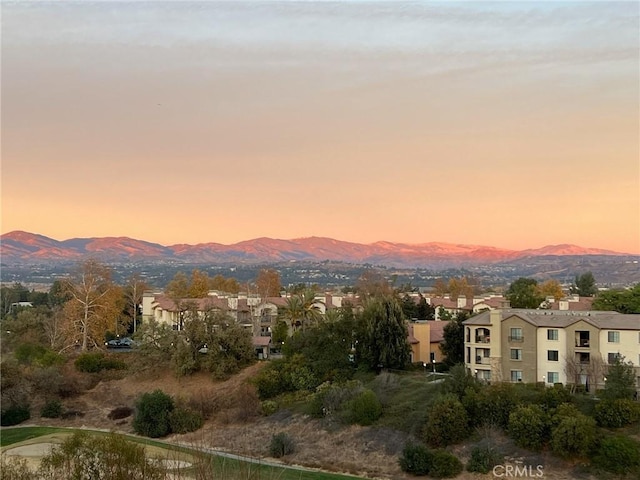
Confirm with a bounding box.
[571,272,597,297]
[254,269,282,298]
[124,274,148,334]
[400,294,418,320]
[592,284,640,313]
[62,259,124,351]
[440,317,464,366]
[359,296,410,370]
[416,294,435,320]
[283,290,322,332]
[536,279,564,301]
[602,355,636,400]
[188,269,210,297]
[356,269,393,298]
[209,274,241,294]
[505,278,543,309]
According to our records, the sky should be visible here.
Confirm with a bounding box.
[2,1,639,253]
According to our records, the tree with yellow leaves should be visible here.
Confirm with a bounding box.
[61,259,125,351]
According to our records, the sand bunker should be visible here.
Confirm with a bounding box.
[3,442,56,458]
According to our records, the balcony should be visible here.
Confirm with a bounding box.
[475,336,491,344]
[508,336,524,343]
[575,339,590,348]
[476,356,491,365]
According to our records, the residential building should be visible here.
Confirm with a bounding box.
[463,309,640,393]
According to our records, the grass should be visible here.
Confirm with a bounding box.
[0,426,361,480]
[0,426,67,447]
[369,372,442,435]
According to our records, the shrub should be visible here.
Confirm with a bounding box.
[477,383,518,429]
[107,406,133,420]
[132,390,175,438]
[74,352,125,373]
[344,389,382,426]
[41,399,63,418]
[508,404,548,451]
[550,413,596,458]
[39,431,166,479]
[169,407,204,434]
[592,435,640,475]
[423,395,469,447]
[429,450,463,478]
[595,398,640,428]
[467,444,503,474]
[260,400,278,416]
[0,404,31,426]
[252,361,291,399]
[309,381,362,418]
[399,443,432,475]
[269,432,295,458]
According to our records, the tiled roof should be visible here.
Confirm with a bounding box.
[463,309,639,330]
[253,336,271,347]
[429,321,449,343]
[151,295,228,312]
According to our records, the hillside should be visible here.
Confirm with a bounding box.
[0,231,630,269]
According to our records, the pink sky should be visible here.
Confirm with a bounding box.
[2,2,639,254]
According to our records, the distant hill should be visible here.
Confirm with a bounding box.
[0,231,629,269]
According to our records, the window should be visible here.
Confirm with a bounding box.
[509,328,523,342]
[608,352,620,364]
[608,331,620,343]
[511,370,523,383]
[547,329,559,341]
[547,372,559,384]
[548,350,559,361]
[510,349,522,360]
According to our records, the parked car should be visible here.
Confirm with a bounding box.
[105,337,135,349]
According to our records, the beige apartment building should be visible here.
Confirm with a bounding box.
[463,309,640,393]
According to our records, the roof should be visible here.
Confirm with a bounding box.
[253,336,272,346]
[151,295,228,312]
[463,309,639,330]
[429,321,449,343]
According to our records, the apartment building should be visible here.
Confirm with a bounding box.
[463,309,640,392]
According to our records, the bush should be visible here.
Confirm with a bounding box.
[595,398,640,428]
[592,435,640,475]
[399,443,432,475]
[344,389,382,426]
[423,395,469,447]
[508,404,548,450]
[269,432,295,458]
[132,390,175,438]
[467,445,503,474]
[429,450,463,478]
[169,407,204,434]
[41,399,63,418]
[74,352,126,374]
[550,413,596,458]
[260,400,278,416]
[0,404,31,426]
[477,383,518,429]
[252,361,292,399]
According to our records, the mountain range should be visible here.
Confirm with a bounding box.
[0,231,629,269]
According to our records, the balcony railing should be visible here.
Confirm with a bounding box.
[508,336,524,342]
[475,336,491,344]
[575,340,590,347]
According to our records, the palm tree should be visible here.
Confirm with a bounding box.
[283,290,323,332]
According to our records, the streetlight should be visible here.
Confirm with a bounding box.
[432,358,436,373]
[542,375,546,385]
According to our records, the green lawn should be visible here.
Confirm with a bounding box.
[0,426,360,480]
